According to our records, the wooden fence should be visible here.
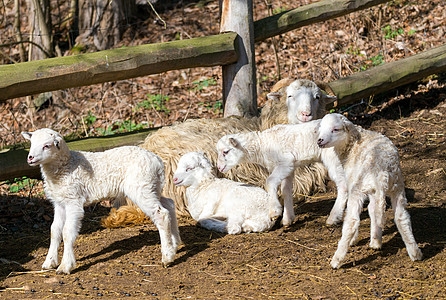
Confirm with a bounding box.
[1,0,446,181]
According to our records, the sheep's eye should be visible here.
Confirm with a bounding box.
[222,150,230,156]
[43,144,51,150]
[332,128,340,132]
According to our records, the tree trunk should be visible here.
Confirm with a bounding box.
[28,0,53,60]
[76,0,136,51]
[14,0,26,62]
[220,0,258,118]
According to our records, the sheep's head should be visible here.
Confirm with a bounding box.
[317,113,358,149]
[267,79,337,124]
[21,128,66,166]
[173,152,214,187]
[216,134,245,173]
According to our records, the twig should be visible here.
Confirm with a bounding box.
[282,238,320,251]
[234,247,269,269]
[147,0,166,29]
[345,284,358,297]
[0,40,51,58]
[7,269,54,278]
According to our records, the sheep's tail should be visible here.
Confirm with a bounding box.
[101,206,148,228]
[198,218,228,233]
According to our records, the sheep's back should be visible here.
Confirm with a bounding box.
[344,129,402,193]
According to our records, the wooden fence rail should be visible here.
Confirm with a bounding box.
[0,33,238,102]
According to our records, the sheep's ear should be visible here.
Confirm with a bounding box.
[343,118,360,140]
[53,136,63,150]
[229,137,239,148]
[321,94,337,104]
[267,92,282,102]
[314,123,321,134]
[21,131,32,140]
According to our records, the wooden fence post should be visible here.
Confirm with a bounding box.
[220,0,258,118]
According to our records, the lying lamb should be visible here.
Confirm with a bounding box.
[216,121,348,227]
[102,79,337,228]
[316,113,423,268]
[173,152,275,234]
[22,128,181,274]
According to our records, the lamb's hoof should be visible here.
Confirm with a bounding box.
[326,214,342,226]
[369,238,382,250]
[408,246,423,261]
[330,257,342,269]
[56,265,72,275]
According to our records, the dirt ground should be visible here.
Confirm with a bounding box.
[0,88,445,299]
[1,0,446,299]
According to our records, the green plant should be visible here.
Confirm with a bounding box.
[9,177,38,193]
[82,111,97,127]
[97,120,147,136]
[408,29,416,35]
[192,78,217,91]
[370,53,384,66]
[272,6,287,14]
[198,100,223,114]
[137,94,170,113]
[382,25,404,39]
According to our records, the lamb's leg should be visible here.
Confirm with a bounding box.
[367,192,385,249]
[281,174,295,227]
[42,202,66,270]
[331,190,365,269]
[160,197,182,249]
[321,150,348,225]
[57,203,84,274]
[265,165,293,220]
[390,188,423,261]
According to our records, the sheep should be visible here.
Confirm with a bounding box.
[216,121,348,227]
[21,128,182,274]
[102,78,337,227]
[172,152,275,234]
[316,113,423,268]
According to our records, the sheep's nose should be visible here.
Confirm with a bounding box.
[173,177,178,183]
[317,138,323,145]
[27,155,34,161]
[301,111,311,117]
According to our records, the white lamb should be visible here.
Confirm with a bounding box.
[216,121,348,227]
[316,113,423,268]
[22,128,181,274]
[173,152,275,234]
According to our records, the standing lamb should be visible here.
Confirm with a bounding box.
[22,128,181,274]
[316,113,423,268]
[216,121,348,227]
[103,79,337,227]
[173,152,275,234]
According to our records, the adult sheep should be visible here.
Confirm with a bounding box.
[103,79,337,227]
[22,128,181,274]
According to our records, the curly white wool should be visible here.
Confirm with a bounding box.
[316,113,423,268]
[173,152,275,234]
[22,128,181,274]
[216,121,348,227]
